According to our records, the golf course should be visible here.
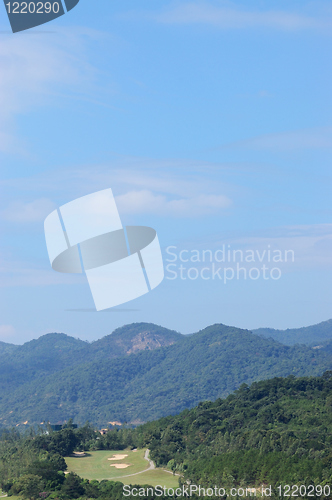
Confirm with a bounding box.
[65,449,180,488]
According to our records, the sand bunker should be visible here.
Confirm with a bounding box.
[71,452,86,457]
[110,464,131,469]
[108,454,128,460]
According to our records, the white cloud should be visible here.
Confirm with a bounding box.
[229,127,332,152]
[199,223,332,270]
[153,3,330,31]
[0,325,15,339]
[0,198,56,223]
[0,29,98,154]
[115,189,231,216]
[0,159,237,219]
[115,190,167,214]
[0,252,84,287]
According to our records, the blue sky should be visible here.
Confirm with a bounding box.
[0,0,331,343]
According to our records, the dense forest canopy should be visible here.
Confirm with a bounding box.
[1,373,332,499]
[254,319,332,346]
[1,324,332,427]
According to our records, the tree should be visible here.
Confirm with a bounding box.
[61,472,84,499]
[27,456,66,488]
[15,474,44,500]
[49,429,78,456]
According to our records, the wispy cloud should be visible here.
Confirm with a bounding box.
[0,198,56,223]
[0,28,99,154]
[0,159,237,219]
[116,190,231,217]
[188,223,332,271]
[152,3,331,31]
[228,127,332,152]
[0,253,84,287]
[0,325,15,339]
[244,226,332,270]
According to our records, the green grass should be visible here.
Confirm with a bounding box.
[65,449,180,488]
[125,468,181,489]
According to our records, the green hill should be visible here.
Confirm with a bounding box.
[0,371,332,500]
[1,374,332,498]
[0,323,181,394]
[0,340,18,356]
[88,322,183,359]
[321,340,332,354]
[0,323,331,428]
[133,372,332,488]
[253,318,332,346]
[0,333,88,393]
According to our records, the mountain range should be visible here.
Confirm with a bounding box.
[253,318,332,346]
[0,323,181,393]
[0,320,332,428]
[135,373,332,487]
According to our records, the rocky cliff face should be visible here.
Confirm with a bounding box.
[88,322,183,359]
[120,330,179,354]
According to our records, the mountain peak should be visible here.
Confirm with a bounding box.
[91,322,183,356]
[16,332,88,353]
[253,319,332,346]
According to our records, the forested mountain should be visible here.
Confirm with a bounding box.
[0,340,17,356]
[319,340,332,355]
[88,323,182,358]
[134,373,332,489]
[0,323,181,394]
[1,374,332,500]
[253,318,332,346]
[0,333,88,393]
[0,323,331,428]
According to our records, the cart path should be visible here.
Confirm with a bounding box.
[116,449,155,478]
[115,449,180,479]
